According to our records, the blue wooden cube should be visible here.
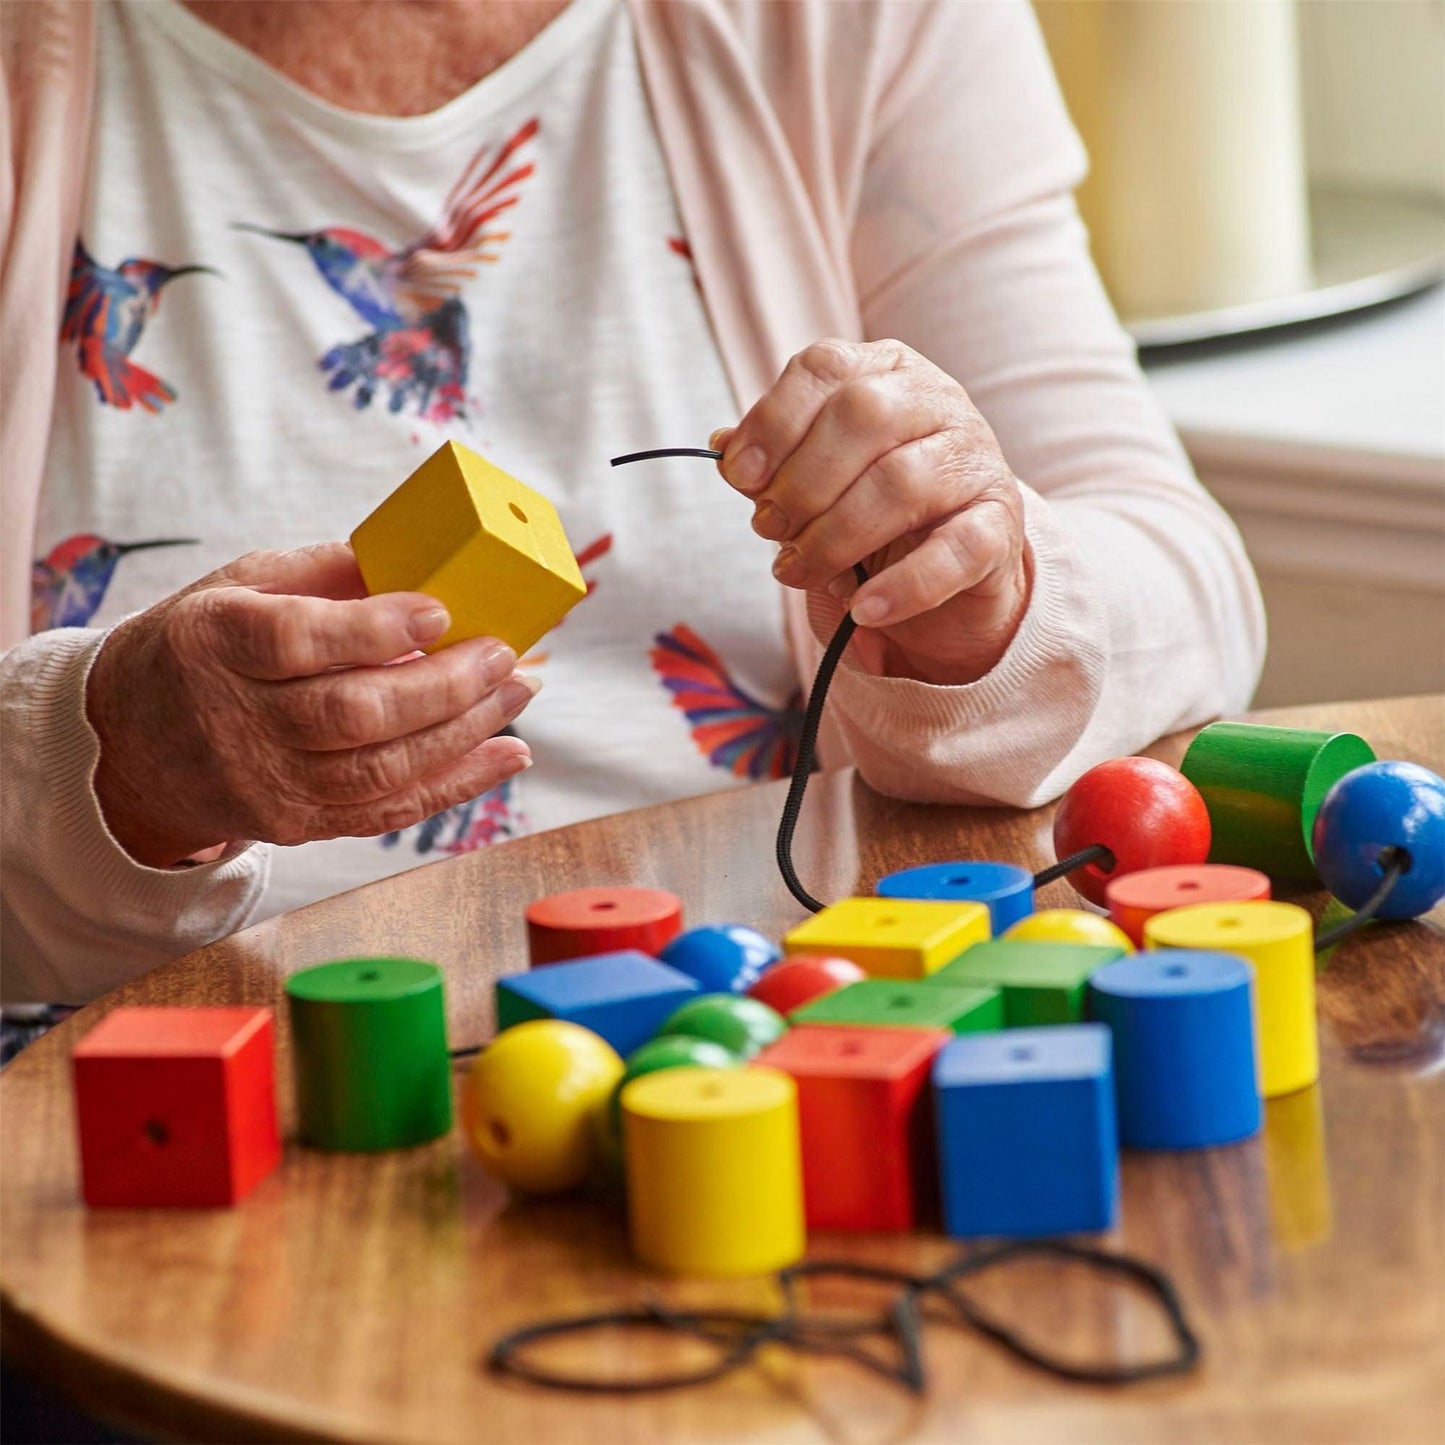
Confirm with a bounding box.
[495,952,699,1057]
[1088,950,1260,1149]
[877,861,1033,934]
[933,1023,1117,1238]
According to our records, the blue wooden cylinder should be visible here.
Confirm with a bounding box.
[1088,950,1260,1150]
[877,861,1033,934]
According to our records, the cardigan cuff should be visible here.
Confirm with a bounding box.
[4,628,267,984]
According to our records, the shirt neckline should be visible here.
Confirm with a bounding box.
[128,0,618,152]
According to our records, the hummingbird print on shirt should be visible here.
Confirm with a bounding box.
[235,118,539,423]
[61,241,217,412]
[651,625,805,781]
[32,535,197,632]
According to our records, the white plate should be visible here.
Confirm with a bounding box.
[1128,187,1445,350]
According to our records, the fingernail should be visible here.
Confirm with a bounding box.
[478,640,516,682]
[708,427,733,452]
[506,752,534,774]
[499,671,542,712]
[772,545,804,584]
[727,444,768,495]
[852,594,890,626]
[410,605,450,644]
[753,501,789,541]
[826,574,855,603]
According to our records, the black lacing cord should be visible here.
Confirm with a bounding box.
[486,1240,1201,1395]
[1033,842,1115,890]
[611,447,864,913]
[1315,846,1408,950]
[774,561,870,912]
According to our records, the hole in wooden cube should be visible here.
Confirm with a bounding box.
[72,1006,280,1208]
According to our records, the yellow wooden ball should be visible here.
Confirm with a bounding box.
[462,1020,623,1194]
[1004,908,1136,953]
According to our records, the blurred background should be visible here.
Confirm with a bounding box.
[1035,0,1444,706]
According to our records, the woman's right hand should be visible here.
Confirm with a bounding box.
[85,543,538,868]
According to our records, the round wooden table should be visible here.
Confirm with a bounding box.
[3,697,1442,1444]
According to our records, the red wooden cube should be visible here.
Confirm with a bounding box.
[72,1006,280,1208]
[756,1024,949,1231]
[525,886,684,965]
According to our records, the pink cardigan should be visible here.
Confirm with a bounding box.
[0,0,1265,1000]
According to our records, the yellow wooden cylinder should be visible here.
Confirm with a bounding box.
[1144,900,1316,1098]
[621,1066,804,1277]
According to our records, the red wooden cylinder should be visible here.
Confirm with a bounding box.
[525,886,684,965]
[1106,864,1271,947]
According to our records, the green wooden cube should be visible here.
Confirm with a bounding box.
[791,979,1003,1034]
[927,940,1123,1026]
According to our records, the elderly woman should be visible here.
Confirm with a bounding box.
[1,0,1263,1010]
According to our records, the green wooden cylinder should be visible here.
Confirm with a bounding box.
[286,957,453,1151]
[1180,723,1376,881]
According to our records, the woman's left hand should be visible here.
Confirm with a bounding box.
[712,338,1031,686]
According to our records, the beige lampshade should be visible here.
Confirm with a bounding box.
[1037,0,1312,319]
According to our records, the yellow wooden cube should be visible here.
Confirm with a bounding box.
[350,441,587,656]
[783,897,990,980]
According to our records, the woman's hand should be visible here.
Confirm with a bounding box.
[713,339,1031,686]
[85,543,537,868]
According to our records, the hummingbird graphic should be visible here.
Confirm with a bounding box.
[62,241,218,412]
[32,535,197,632]
[234,117,539,423]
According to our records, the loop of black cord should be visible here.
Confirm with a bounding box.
[1032,842,1116,890]
[486,1240,1201,1395]
[1315,846,1407,950]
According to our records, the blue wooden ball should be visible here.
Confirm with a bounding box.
[659,924,781,994]
[1312,761,1445,919]
[876,860,1034,934]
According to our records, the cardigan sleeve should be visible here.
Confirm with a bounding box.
[789,0,1265,806]
[1,628,269,1003]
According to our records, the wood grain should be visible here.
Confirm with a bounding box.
[3,696,1442,1444]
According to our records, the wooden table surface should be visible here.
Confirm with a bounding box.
[3,696,1443,1444]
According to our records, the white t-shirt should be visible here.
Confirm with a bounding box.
[38,0,800,918]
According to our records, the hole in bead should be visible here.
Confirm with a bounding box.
[1218,918,1241,930]
[1009,1047,1034,1063]
[1382,844,1413,876]
[142,1119,170,1147]
[948,875,972,887]
[874,915,900,927]
[696,1081,725,1099]
[1177,881,1202,892]
[356,969,381,983]
[888,996,914,1009]
[509,503,527,524]
[591,901,618,912]
[1162,965,1189,978]
[488,1118,511,1149]
[839,1040,866,1056]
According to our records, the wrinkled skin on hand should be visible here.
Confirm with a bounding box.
[713,338,1032,686]
[86,542,537,868]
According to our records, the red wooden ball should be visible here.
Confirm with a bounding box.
[747,955,866,1016]
[1052,757,1211,906]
